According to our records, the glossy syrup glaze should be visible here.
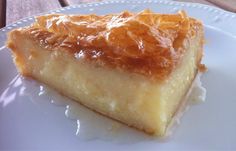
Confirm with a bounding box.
[17,10,203,80]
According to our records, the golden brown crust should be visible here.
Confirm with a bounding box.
[7,32,29,76]
[8,10,204,80]
[198,64,208,72]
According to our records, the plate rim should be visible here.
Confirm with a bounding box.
[1,0,236,149]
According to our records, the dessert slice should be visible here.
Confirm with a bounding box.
[7,10,204,136]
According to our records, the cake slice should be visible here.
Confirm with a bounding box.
[7,10,204,136]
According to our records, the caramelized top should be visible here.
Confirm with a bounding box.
[23,10,203,80]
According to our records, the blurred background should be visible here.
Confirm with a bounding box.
[0,0,235,28]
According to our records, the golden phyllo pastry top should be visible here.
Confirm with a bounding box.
[15,10,203,80]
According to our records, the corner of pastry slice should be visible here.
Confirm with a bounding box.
[6,10,204,136]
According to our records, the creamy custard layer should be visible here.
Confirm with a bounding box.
[7,10,204,136]
[7,27,201,135]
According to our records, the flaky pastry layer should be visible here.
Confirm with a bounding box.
[11,10,203,81]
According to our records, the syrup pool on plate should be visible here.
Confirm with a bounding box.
[0,74,206,143]
[0,46,6,51]
[4,75,152,143]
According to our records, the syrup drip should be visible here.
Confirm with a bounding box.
[0,74,206,142]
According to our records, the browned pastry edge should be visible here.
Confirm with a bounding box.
[8,10,204,81]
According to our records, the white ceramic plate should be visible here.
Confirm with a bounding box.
[1,0,236,150]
